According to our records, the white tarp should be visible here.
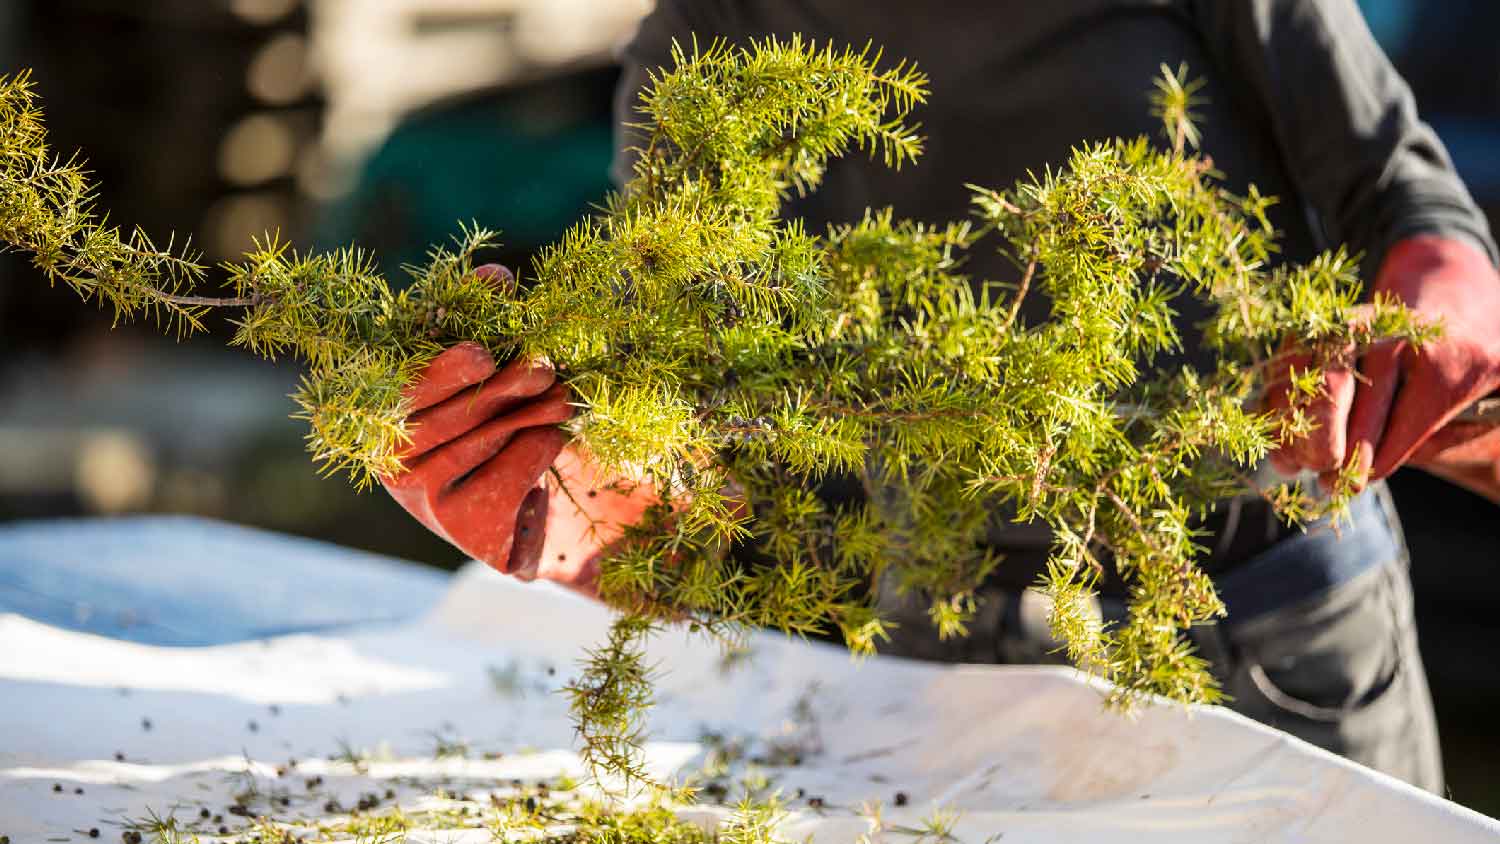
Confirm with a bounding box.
[2,518,1497,842]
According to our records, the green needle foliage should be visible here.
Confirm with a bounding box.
[0,39,1431,797]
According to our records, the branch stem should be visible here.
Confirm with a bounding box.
[1004,252,1038,329]
[157,292,259,308]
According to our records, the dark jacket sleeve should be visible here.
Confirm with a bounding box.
[1186,0,1498,274]
[611,0,745,189]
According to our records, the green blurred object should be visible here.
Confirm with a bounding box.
[316,66,621,280]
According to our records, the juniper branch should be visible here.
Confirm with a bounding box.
[0,42,1453,793]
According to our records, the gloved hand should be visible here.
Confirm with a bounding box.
[533,443,664,593]
[381,264,664,596]
[1269,234,1500,500]
[380,340,571,580]
[1405,416,1500,505]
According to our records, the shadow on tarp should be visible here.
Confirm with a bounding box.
[0,516,450,646]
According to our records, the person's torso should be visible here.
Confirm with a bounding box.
[676,0,1322,334]
[636,0,1326,573]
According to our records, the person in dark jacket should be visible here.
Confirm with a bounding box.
[383,1,1500,793]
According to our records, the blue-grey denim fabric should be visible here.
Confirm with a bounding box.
[1212,484,1396,624]
[1187,483,1444,792]
[875,482,1444,792]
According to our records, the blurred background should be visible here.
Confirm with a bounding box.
[0,0,1494,813]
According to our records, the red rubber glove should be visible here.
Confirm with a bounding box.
[1270,235,1500,500]
[380,340,571,579]
[533,443,664,594]
[1405,418,1500,505]
[381,264,665,596]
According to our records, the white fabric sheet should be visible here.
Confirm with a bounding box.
[3,553,1498,842]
